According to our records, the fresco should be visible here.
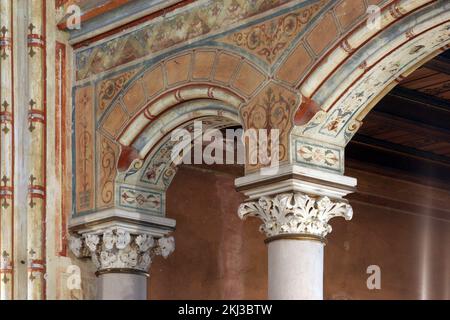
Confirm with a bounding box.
[71,0,450,220]
[74,0,298,80]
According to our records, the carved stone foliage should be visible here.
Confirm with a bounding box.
[220,0,326,64]
[69,229,175,273]
[238,192,353,238]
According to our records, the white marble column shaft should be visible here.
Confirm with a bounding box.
[268,239,323,300]
[236,165,356,300]
[97,273,148,300]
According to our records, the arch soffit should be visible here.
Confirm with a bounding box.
[117,113,239,191]
[114,112,240,216]
[292,0,450,147]
[96,47,270,144]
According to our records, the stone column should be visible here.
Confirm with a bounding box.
[236,165,356,300]
[69,228,175,300]
[267,236,324,299]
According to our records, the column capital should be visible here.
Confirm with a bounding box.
[69,228,175,276]
[236,164,356,200]
[236,164,356,240]
[68,208,176,276]
[238,192,352,239]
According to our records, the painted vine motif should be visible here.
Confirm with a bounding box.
[78,119,92,209]
[97,71,136,117]
[75,90,94,211]
[241,84,297,169]
[293,138,343,173]
[98,136,118,207]
[298,145,338,167]
[221,0,326,64]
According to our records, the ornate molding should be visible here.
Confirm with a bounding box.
[238,192,352,238]
[69,229,175,274]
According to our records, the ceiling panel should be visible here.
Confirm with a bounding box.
[399,54,450,102]
[352,50,450,180]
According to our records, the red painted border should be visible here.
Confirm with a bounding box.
[55,42,67,257]
[55,0,66,8]
[40,0,47,300]
[11,0,14,298]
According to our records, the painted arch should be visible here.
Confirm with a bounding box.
[72,0,450,219]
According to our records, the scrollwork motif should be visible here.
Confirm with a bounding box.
[97,71,135,112]
[224,1,326,64]
[100,137,117,206]
[241,86,296,168]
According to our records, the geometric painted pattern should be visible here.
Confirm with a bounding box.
[292,137,343,173]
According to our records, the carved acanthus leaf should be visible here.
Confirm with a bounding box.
[238,193,352,238]
[69,229,175,273]
[155,236,176,259]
